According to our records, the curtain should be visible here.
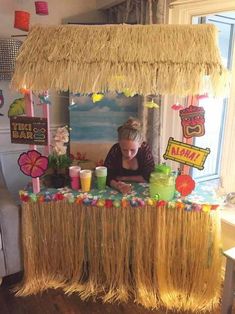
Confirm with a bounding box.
[107,0,170,24]
[106,0,172,163]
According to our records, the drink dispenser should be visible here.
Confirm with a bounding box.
[149,164,176,201]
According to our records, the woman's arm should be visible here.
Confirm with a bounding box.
[104,145,134,193]
[116,175,146,183]
[104,144,120,185]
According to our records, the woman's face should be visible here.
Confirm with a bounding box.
[119,139,140,160]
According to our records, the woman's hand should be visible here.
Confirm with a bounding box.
[117,181,132,194]
[116,175,146,183]
[111,180,132,194]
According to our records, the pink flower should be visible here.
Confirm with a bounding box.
[18,150,48,178]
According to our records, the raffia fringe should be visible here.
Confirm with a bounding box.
[11,24,228,96]
[14,201,222,312]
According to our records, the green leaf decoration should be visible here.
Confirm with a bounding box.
[48,153,71,170]
[8,98,25,117]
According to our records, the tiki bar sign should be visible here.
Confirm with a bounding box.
[10,116,48,146]
[163,137,210,170]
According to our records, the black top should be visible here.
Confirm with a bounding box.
[104,142,155,184]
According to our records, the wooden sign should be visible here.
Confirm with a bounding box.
[163,137,210,170]
[10,116,48,146]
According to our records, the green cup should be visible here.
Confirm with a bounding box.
[95,166,107,190]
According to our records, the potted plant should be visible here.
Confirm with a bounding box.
[45,126,72,188]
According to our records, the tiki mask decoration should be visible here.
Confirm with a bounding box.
[179,105,205,138]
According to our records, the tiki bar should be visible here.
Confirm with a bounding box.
[9,23,229,312]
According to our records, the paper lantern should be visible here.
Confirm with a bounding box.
[35,1,48,15]
[14,11,30,32]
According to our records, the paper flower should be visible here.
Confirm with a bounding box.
[176,174,195,197]
[171,103,184,110]
[20,193,30,202]
[75,151,88,162]
[105,199,113,208]
[91,93,104,103]
[38,91,51,105]
[8,98,25,117]
[123,88,135,97]
[144,100,159,109]
[197,94,208,100]
[54,193,64,201]
[113,200,121,208]
[97,199,105,207]
[18,150,48,178]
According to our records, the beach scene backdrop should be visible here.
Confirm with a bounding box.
[69,92,139,168]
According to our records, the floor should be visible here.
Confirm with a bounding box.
[0,273,234,314]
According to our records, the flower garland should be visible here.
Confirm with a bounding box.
[19,190,219,212]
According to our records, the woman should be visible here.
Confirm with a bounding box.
[104,117,155,194]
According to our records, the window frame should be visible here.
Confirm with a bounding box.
[162,0,235,193]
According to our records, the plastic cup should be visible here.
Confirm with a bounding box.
[69,166,81,190]
[80,169,92,192]
[95,166,107,190]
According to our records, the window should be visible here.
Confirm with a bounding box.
[166,0,235,194]
[191,14,235,182]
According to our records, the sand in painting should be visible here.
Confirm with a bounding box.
[70,141,114,169]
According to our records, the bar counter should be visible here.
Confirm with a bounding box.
[17,183,222,312]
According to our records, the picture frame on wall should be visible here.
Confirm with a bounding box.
[69,92,139,168]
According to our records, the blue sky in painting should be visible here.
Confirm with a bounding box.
[69,93,139,142]
[69,93,139,112]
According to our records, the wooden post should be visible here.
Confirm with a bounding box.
[182,95,197,175]
[24,91,40,194]
[42,102,50,156]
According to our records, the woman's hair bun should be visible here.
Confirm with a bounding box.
[123,117,142,131]
[117,117,143,142]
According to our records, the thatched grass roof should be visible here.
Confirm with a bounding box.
[11,23,228,96]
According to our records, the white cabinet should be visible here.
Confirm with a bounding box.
[0,148,30,204]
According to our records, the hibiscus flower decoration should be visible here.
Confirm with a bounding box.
[171,103,184,110]
[18,150,48,178]
[176,174,195,197]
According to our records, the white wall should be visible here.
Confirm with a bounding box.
[221,220,235,250]
[0,0,97,37]
[0,0,103,198]
[0,0,98,141]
